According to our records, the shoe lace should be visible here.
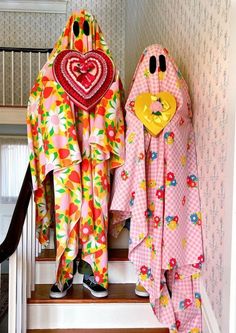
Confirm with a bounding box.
[87,275,97,286]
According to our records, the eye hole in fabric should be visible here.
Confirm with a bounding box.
[149,55,157,74]
[73,21,80,37]
[159,54,166,72]
[83,20,90,36]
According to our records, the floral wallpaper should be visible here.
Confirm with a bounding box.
[125,0,231,331]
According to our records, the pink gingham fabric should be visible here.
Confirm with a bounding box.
[110,45,204,333]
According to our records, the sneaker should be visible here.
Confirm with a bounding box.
[135,283,149,297]
[83,275,108,298]
[50,278,73,298]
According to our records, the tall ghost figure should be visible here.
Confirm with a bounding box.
[27,10,125,296]
[110,45,204,332]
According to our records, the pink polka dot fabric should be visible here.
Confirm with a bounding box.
[110,45,204,333]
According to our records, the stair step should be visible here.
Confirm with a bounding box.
[28,284,147,304]
[27,285,168,330]
[35,253,136,284]
[37,249,129,262]
[28,329,169,332]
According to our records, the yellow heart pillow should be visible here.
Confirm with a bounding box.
[134,92,177,136]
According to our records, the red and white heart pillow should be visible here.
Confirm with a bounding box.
[53,49,115,110]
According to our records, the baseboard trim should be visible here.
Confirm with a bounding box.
[201,281,221,333]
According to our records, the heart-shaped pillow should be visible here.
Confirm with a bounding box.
[53,49,115,111]
[134,92,177,136]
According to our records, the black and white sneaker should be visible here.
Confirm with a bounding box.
[49,278,73,299]
[83,275,108,298]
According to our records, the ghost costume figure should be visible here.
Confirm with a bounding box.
[27,10,125,298]
[110,45,204,332]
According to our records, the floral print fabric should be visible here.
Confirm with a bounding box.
[27,10,125,290]
[110,45,204,332]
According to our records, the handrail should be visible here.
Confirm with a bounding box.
[0,164,33,263]
[0,47,53,53]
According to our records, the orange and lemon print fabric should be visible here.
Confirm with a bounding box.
[27,10,125,290]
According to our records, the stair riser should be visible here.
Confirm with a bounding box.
[35,261,137,284]
[27,304,167,329]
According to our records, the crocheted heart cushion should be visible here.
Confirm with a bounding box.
[53,49,115,110]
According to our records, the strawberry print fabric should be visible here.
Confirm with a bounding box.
[27,10,125,290]
[110,45,204,332]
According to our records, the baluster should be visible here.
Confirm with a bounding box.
[20,51,23,106]
[22,216,27,333]
[31,197,36,292]
[38,52,41,72]
[16,236,23,332]
[11,51,14,105]
[27,197,32,297]
[8,252,17,333]
[29,52,32,92]
[2,51,5,105]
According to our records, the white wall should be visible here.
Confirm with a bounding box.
[125,0,233,332]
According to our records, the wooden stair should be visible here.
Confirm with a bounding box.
[28,329,169,332]
[36,248,129,262]
[28,248,168,331]
[28,283,148,304]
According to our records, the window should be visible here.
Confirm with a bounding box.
[0,137,28,204]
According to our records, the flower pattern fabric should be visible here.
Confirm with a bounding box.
[27,10,125,290]
[110,45,204,332]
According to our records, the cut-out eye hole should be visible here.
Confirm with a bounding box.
[73,21,80,37]
[159,55,166,72]
[149,56,156,74]
[83,20,90,36]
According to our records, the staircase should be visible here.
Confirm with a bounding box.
[0,47,169,332]
[26,231,169,332]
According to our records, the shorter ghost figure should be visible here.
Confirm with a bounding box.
[110,45,204,332]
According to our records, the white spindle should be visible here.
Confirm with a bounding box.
[16,236,23,332]
[11,51,14,105]
[20,51,23,106]
[2,51,5,105]
[9,251,17,333]
[38,52,41,72]
[47,52,49,60]
[29,52,32,91]
[31,197,36,292]
[22,219,27,333]
[27,198,32,297]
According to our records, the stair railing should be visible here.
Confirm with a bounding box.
[0,164,37,333]
[0,47,52,106]
[0,43,53,333]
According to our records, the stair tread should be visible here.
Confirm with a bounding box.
[27,329,169,332]
[28,283,149,304]
[27,328,169,333]
[36,248,129,262]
